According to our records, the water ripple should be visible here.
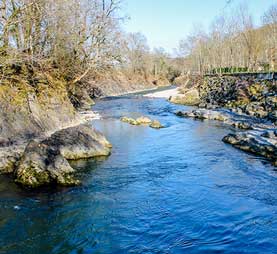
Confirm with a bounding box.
[0,95,276,253]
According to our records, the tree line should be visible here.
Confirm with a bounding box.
[2,0,273,84]
[178,3,277,75]
[0,0,179,86]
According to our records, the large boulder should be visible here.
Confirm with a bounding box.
[8,124,112,188]
[0,71,80,143]
[15,141,79,188]
[42,124,112,160]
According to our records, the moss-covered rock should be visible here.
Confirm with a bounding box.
[2,124,112,188]
[120,117,139,125]
[43,124,112,160]
[149,120,164,129]
[169,89,200,106]
[15,141,79,188]
[0,145,25,174]
[136,116,152,125]
[0,155,18,174]
[121,116,164,129]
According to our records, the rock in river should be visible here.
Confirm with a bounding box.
[3,124,112,188]
[15,141,79,188]
[223,131,277,165]
[176,109,255,130]
[136,116,152,125]
[42,124,112,160]
[176,108,276,165]
[150,120,164,129]
[120,117,139,125]
[121,116,164,129]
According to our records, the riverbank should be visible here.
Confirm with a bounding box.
[0,66,105,182]
[171,74,277,122]
[0,63,171,188]
[86,69,171,98]
[169,74,277,166]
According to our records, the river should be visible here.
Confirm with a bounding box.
[0,91,276,253]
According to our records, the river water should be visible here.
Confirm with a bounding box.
[0,92,276,253]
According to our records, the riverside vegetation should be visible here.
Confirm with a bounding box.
[0,0,180,188]
[0,1,276,189]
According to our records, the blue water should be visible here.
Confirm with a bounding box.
[0,94,276,254]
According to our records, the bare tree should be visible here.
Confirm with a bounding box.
[262,4,277,70]
[178,3,277,74]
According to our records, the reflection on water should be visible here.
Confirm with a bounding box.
[0,95,276,254]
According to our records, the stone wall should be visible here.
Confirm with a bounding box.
[198,76,277,123]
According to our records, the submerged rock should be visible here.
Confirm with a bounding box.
[176,109,256,130]
[150,120,164,129]
[15,141,79,188]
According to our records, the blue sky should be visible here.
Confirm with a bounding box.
[123,0,276,53]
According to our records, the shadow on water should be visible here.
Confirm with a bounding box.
[0,92,277,254]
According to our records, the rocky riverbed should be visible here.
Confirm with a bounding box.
[176,107,277,166]
[170,74,277,166]
[172,74,277,123]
